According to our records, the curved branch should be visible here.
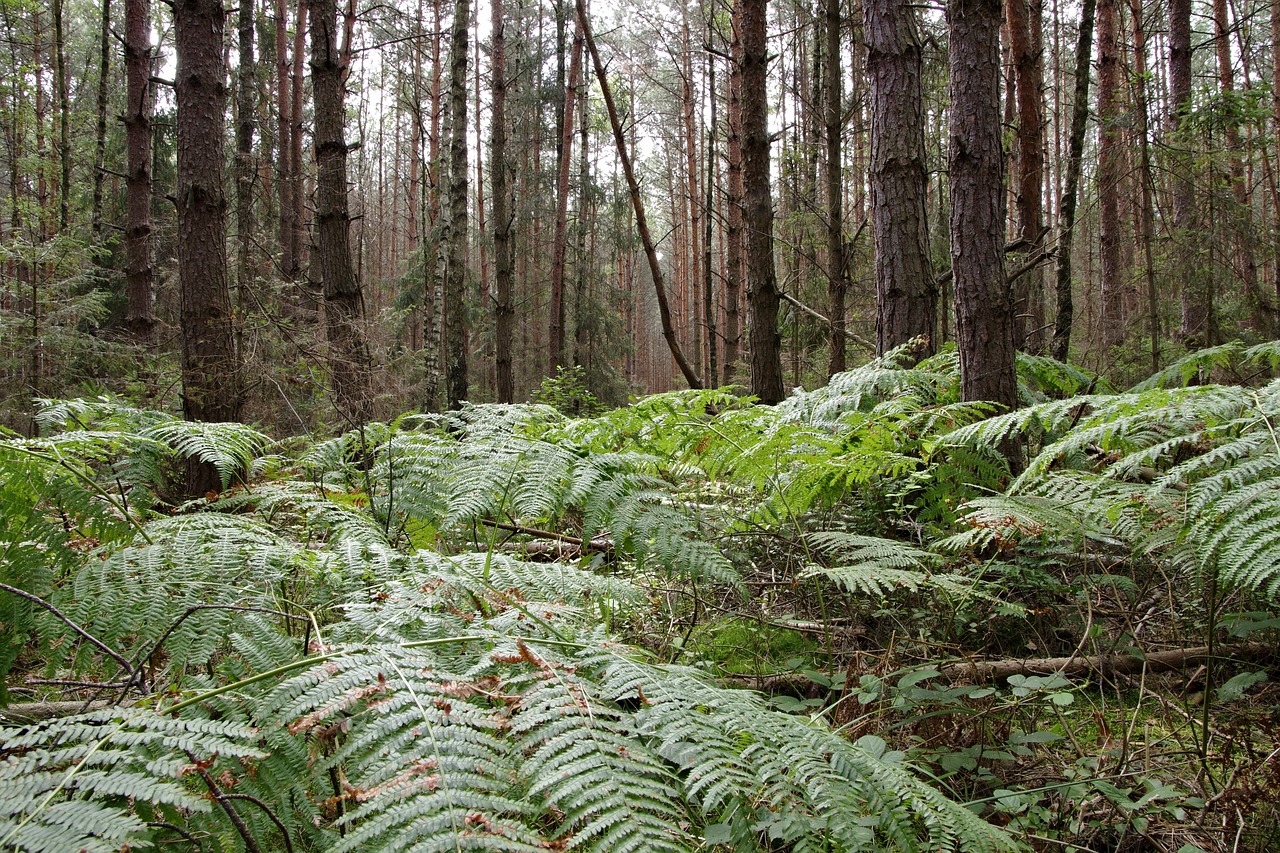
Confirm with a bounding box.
[0,583,135,681]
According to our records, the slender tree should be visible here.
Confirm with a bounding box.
[824,0,846,375]
[1050,0,1096,361]
[311,0,372,423]
[864,0,934,358]
[175,0,242,493]
[1170,0,1212,345]
[90,0,111,243]
[947,0,1016,409]
[578,0,702,389]
[1097,0,1124,348]
[740,0,783,404]
[548,19,582,374]
[235,0,257,309]
[443,0,470,409]
[123,0,154,343]
[1005,0,1046,351]
[491,0,514,403]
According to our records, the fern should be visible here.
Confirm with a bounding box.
[0,709,262,853]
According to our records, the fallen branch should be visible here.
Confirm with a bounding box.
[480,518,614,555]
[778,291,874,351]
[0,700,122,723]
[939,641,1276,684]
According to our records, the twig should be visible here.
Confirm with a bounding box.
[148,821,206,852]
[478,518,613,553]
[222,794,295,853]
[188,753,264,853]
[0,583,136,683]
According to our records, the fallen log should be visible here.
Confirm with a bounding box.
[939,641,1276,683]
[1,700,120,723]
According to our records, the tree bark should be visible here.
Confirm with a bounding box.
[1170,0,1212,346]
[176,0,242,494]
[310,0,372,425]
[1128,0,1159,371]
[443,0,470,409]
[51,0,70,231]
[1050,0,1096,362]
[275,0,295,284]
[740,0,783,404]
[941,642,1276,683]
[548,21,582,375]
[723,25,745,382]
[1005,0,1046,352]
[1097,0,1124,349]
[948,0,1016,410]
[235,0,257,321]
[864,0,934,360]
[491,0,514,403]
[578,0,702,390]
[91,0,111,244]
[824,0,846,375]
[123,0,154,343]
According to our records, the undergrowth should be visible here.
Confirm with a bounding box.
[2,340,1279,851]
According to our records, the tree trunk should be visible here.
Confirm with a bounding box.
[51,0,69,231]
[1129,0,1159,371]
[123,0,154,343]
[578,0,702,389]
[175,0,242,493]
[1097,0,1124,349]
[91,0,111,244]
[1170,0,1212,346]
[491,0,514,403]
[825,0,846,375]
[275,0,295,283]
[1005,0,1046,352]
[443,0,470,409]
[947,0,1016,410]
[1213,0,1270,335]
[724,23,744,381]
[235,0,256,322]
[741,0,783,404]
[310,0,372,425]
[1050,0,1096,362]
[548,21,581,375]
[864,0,934,359]
[290,0,308,288]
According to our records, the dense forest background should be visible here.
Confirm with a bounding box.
[3,0,1279,427]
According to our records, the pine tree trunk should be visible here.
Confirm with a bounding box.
[724,26,744,380]
[1005,0,1046,352]
[1170,0,1212,345]
[948,0,1016,410]
[52,0,69,232]
[548,21,581,375]
[235,0,256,322]
[1050,0,1095,362]
[491,0,514,403]
[91,0,111,244]
[1098,0,1124,349]
[740,0,783,404]
[1129,0,1160,370]
[175,0,242,493]
[311,0,372,425]
[123,0,154,343]
[825,0,846,375]
[579,0,702,389]
[864,0,934,359]
[275,0,295,284]
[443,0,470,409]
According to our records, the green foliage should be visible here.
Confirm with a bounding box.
[7,340,1280,850]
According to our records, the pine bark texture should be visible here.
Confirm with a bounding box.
[1097,0,1123,348]
[864,0,934,358]
[548,23,581,374]
[724,29,745,381]
[175,0,242,492]
[1005,0,1045,351]
[123,0,154,343]
[825,0,846,375]
[741,0,783,404]
[1170,0,1212,346]
[311,0,372,424]
[491,0,514,403]
[947,0,1016,410]
[443,0,470,409]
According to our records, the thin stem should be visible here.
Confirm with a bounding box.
[0,582,135,681]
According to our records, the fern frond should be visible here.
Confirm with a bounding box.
[143,420,272,490]
[0,708,262,853]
